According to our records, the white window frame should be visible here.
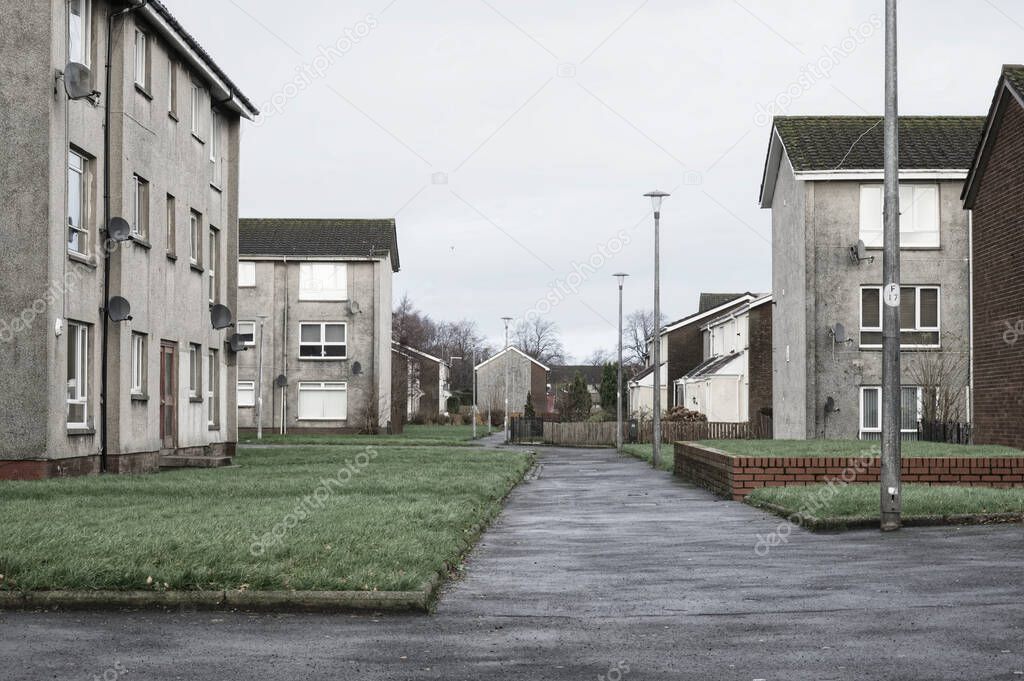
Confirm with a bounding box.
[297,382,348,421]
[299,322,347,360]
[237,380,256,408]
[132,174,148,238]
[190,81,202,136]
[860,386,922,438]
[165,194,175,256]
[238,261,256,288]
[860,285,940,349]
[131,333,146,395]
[208,228,218,303]
[859,183,940,249]
[189,210,200,265]
[167,59,177,116]
[236,321,256,347]
[68,0,91,66]
[68,150,88,255]
[207,349,218,426]
[209,110,219,162]
[298,262,347,301]
[67,322,89,428]
[134,28,147,88]
[188,343,201,398]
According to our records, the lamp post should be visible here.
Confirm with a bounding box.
[502,316,513,442]
[644,190,669,468]
[614,273,629,452]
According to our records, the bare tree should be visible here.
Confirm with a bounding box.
[513,318,566,366]
[905,336,969,424]
[393,293,436,349]
[433,319,491,392]
[582,347,613,366]
[624,309,662,369]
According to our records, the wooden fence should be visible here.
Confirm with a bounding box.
[537,416,772,447]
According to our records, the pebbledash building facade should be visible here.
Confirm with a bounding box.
[0,1,257,479]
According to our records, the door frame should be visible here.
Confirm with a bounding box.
[159,341,177,450]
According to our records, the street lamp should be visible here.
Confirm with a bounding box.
[502,316,513,442]
[644,190,669,468]
[613,273,629,452]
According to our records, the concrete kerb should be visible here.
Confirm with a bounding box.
[746,497,1024,532]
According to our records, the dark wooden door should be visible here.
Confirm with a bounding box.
[160,343,177,449]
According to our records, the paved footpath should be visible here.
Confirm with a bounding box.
[2,445,1022,680]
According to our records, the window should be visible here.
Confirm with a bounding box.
[236,321,256,347]
[208,228,218,303]
[131,333,146,395]
[134,29,148,88]
[237,380,256,408]
[298,263,347,301]
[167,60,177,116]
[190,81,202,135]
[860,386,922,438]
[189,210,200,265]
[68,0,91,65]
[210,110,219,162]
[859,184,940,249]
[68,150,88,255]
[188,343,201,398]
[165,194,175,256]
[299,322,347,359]
[67,322,90,427]
[132,174,149,238]
[238,261,256,288]
[860,286,940,348]
[297,382,347,420]
[207,349,219,426]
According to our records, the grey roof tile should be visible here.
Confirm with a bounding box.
[239,218,400,271]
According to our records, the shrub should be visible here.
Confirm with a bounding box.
[663,406,707,422]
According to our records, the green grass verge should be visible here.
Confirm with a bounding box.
[696,439,1023,458]
[239,423,482,446]
[621,444,674,472]
[0,444,532,592]
[747,483,1024,527]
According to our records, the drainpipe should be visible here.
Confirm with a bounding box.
[100,0,147,473]
[967,211,974,425]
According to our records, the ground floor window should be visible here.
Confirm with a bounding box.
[297,382,347,420]
[67,322,90,427]
[188,343,201,398]
[860,386,921,439]
[131,332,146,395]
[237,380,256,407]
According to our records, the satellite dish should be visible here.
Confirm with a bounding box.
[210,304,233,330]
[107,217,131,242]
[63,62,97,100]
[348,301,362,315]
[274,374,288,388]
[832,322,847,344]
[226,334,247,352]
[351,361,362,376]
[824,396,837,414]
[106,296,132,322]
[849,239,874,265]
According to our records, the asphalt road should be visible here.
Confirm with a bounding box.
[2,444,1022,680]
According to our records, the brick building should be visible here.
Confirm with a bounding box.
[962,65,1024,448]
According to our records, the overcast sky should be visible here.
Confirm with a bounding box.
[170,0,1020,360]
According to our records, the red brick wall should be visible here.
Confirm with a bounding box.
[747,302,773,425]
[674,443,1024,501]
[971,91,1024,448]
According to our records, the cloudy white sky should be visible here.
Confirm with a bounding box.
[170,0,1020,359]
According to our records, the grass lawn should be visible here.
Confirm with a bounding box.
[747,483,1024,523]
[239,423,482,446]
[622,444,674,472]
[696,439,1024,458]
[0,444,531,592]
